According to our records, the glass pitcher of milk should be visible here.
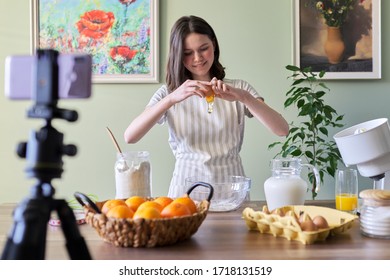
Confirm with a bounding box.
[264,158,320,211]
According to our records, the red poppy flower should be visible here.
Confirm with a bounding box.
[76,10,115,39]
[110,46,138,62]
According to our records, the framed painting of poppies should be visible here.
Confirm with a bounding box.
[31,0,159,83]
[293,0,381,79]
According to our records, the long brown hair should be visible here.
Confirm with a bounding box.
[166,15,225,92]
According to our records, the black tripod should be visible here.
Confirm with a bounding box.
[1,49,91,260]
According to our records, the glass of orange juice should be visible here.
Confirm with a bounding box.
[335,168,358,214]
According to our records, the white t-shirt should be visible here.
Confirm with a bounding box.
[147,79,262,197]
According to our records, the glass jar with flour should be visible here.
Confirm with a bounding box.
[115,151,151,199]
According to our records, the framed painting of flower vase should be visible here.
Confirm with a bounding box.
[31,0,159,83]
[293,0,381,79]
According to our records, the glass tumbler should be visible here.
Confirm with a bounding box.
[335,168,358,214]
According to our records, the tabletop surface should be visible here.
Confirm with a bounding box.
[1,200,390,260]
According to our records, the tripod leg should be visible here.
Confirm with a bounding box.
[55,200,92,260]
[1,198,50,260]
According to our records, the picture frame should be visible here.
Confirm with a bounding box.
[31,0,159,83]
[293,0,381,79]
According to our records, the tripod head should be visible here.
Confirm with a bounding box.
[17,50,78,191]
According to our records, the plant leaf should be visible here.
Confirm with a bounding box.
[286,65,300,71]
[319,127,328,136]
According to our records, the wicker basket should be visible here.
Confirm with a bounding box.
[75,182,213,248]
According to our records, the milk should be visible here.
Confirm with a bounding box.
[264,158,319,211]
[264,175,307,211]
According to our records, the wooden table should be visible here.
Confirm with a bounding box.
[1,201,389,260]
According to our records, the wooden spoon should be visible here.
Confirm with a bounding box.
[106,127,123,154]
[106,127,129,170]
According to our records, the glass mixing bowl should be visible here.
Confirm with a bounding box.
[185,175,251,212]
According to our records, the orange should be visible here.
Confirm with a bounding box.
[106,205,134,219]
[161,201,191,218]
[125,196,146,212]
[101,199,127,214]
[153,196,173,208]
[173,196,197,214]
[133,206,161,219]
[137,201,163,213]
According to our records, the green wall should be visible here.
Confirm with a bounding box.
[0,0,388,203]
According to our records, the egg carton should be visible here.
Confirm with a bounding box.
[242,205,358,245]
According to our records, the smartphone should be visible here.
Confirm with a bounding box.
[4,53,92,100]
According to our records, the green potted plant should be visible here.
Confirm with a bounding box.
[268,65,345,199]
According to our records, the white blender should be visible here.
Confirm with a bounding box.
[334,118,390,239]
[333,118,390,190]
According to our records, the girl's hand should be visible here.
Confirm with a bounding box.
[169,79,211,104]
[210,77,246,102]
[211,78,289,137]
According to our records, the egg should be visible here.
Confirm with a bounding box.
[312,215,329,229]
[300,220,318,231]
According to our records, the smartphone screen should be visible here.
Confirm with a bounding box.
[4,53,92,100]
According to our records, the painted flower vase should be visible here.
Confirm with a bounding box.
[324,26,345,64]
